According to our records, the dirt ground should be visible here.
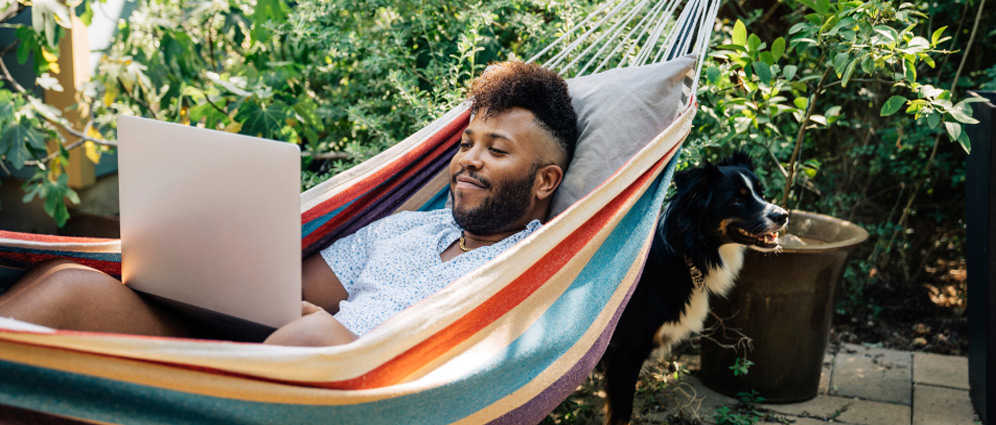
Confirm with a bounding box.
[831,259,968,356]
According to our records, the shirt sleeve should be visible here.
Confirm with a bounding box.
[319,222,378,296]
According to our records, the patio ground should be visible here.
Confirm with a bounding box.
[627,343,980,425]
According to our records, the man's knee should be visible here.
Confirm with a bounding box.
[29,259,121,300]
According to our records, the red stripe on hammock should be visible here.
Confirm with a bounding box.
[0,252,121,275]
[300,130,462,249]
[323,153,673,390]
[0,231,117,244]
[301,110,471,224]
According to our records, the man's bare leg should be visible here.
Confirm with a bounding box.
[0,258,188,337]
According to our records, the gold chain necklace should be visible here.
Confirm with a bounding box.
[459,231,472,252]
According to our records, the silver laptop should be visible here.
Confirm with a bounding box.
[117,116,301,341]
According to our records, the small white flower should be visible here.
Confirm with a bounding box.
[36,72,64,92]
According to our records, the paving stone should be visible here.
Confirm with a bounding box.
[912,384,979,425]
[913,352,970,390]
[678,375,739,424]
[833,398,911,425]
[829,343,912,405]
[819,352,834,395]
[762,394,854,419]
[759,419,827,425]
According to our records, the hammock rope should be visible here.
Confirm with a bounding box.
[0,0,721,423]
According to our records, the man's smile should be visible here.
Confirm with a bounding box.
[454,172,490,191]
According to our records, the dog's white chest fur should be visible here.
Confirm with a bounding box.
[652,244,745,349]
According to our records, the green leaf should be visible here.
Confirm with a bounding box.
[861,56,875,74]
[958,128,971,154]
[931,26,947,46]
[760,52,775,66]
[927,112,941,129]
[841,58,858,87]
[833,52,850,75]
[908,36,930,51]
[236,98,289,138]
[733,20,747,46]
[796,0,818,11]
[706,66,720,84]
[794,97,809,110]
[904,57,917,82]
[948,107,979,125]
[752,62,772,84]
[789,22,809,35]
[815,0,831,15]
[15,27,37,65]
[783,65,798,80]
[791,37,819,48]
[250,0,291,44]
[771,37,786,61]
[747,33,762,52]
[820,14,839,35]
[880,95,908,116]
[953,99,984,124]
[1,118,47,170]
[80,1,95,26]
[945,121,963,144]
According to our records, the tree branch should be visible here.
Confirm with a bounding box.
[117,77,160,120]
[781,67,833,206]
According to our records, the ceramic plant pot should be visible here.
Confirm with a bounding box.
[699,210,869,403]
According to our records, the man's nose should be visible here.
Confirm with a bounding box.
[769,207,789,226]
[459,146,485,169]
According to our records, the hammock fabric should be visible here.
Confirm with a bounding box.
[0,0,718,421]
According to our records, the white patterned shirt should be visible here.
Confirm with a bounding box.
[320,209,540,336]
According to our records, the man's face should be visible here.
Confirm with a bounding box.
[449,107,552,234]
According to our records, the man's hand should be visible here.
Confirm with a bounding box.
[262,301,358,347]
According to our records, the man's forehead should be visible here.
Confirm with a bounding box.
[466,108,544,138]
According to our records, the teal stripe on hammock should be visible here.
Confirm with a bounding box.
[0,247,121,262]
[303,145,454,240]
[0,168,671,425]
[418,187,450,212]
[301,199,355,239]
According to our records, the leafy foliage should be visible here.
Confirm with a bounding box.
[84,0,597,182]
[687,0,993,318]
[2,0,598,225]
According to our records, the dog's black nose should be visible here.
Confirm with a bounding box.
[770,209,789,226]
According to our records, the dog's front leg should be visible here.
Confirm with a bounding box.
[603,339,654,425]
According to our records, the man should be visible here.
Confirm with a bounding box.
[0,61,578,347]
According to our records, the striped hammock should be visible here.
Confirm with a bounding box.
[0,0,719,422]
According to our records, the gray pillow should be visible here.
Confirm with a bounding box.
[549,55,697,218]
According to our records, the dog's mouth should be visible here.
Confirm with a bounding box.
[732,227,780,249]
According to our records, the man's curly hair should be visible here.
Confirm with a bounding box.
[469,61,578,165]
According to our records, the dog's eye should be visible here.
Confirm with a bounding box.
[732,196,745,206]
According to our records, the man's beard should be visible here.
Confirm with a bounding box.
[451,166,538,235]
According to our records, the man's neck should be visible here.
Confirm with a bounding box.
[461,229,521,250]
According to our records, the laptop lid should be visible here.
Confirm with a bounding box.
[117,116,301,331]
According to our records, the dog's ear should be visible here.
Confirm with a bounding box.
[719,150,755,171]
[673,162,719,196]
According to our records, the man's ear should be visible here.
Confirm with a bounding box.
[534,164,564,201]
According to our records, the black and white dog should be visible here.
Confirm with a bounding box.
[602,152,788,425]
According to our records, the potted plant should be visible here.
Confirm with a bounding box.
[688,0,981,402]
